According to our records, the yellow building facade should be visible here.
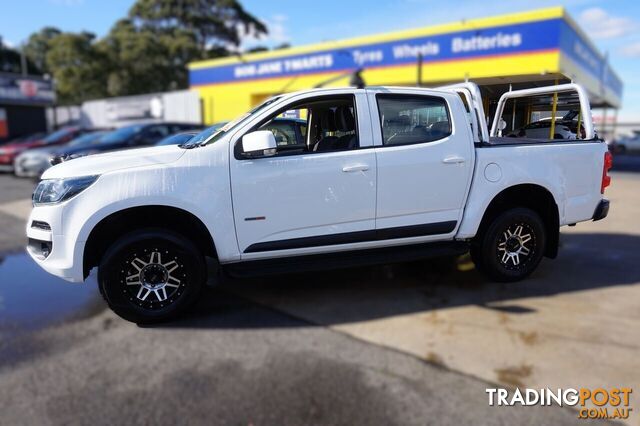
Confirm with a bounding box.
[189,7,622,125]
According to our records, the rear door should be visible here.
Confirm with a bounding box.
[369,89,474,240]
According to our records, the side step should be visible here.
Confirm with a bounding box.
[224,241,469,278]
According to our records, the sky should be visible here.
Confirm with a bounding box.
[1,0,639,121]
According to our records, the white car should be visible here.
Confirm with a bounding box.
[27,83,611,323]
[516,120,576,139]
[614,132,640,153]
[510,111,584,140]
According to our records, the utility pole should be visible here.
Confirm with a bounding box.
[20,44,27,76]
[417,53,423,87]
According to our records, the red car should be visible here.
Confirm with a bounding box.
[0,127,85,172]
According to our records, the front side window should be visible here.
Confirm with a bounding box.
[244,95,358,157]
[377,95,451,146]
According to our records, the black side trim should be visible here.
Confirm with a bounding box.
[481,137,604,148]
[228,241,469,278]
[244,221,457,253]
[592,199,609,221]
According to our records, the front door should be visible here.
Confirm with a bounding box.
[230,92,377,257]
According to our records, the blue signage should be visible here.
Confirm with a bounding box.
[191,20,561,86]
[559,21,623,98]
[0,73,55,106]
[190,17,622,99]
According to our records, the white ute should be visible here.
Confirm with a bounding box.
[27,83,612,323]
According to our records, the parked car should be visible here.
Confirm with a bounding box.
[155,131,199,146]
[155,122,227,147]
[509,111,585,140]
[49,123,199,165]
[0,132,46,147]
[0,127,85,172]
[27,83,610,324]
[611,131,640,154]
[14,130,110,178]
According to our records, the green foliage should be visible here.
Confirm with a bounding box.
[24,27,61,74]
[0,37,39,74]
[15,0,269,103]
[128,0,267,50]
[99,19,201,96]
[45,32,109,104]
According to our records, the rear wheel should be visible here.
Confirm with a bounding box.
[98,229,205,324]
[471,208,545,282]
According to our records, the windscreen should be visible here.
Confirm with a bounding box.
[182,96,282,148]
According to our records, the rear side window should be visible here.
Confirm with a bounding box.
[377,95,451,146]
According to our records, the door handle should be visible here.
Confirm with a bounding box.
[442,156,466,164]
[342,164,370,172]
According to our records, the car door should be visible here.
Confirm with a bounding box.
[230,91,377,258]
[369,89,474,240]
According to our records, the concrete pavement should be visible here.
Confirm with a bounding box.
[1,167,636,424]
[229,171,640,424]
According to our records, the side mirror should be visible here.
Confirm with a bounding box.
[242,130,277,158]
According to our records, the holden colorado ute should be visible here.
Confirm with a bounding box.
[27,83,611,323]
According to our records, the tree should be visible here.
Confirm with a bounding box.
[0,38,22,74]
[0,37,39,74]
[17,0,267,102]
[128,0,267,56]
[46,32,109,104]
[99,18,200,97]
[246,45,269,53]
[24,27,61,74]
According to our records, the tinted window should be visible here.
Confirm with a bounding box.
[145,125,170,140]
[155,133,195,146]
[43,127,79,144]
[68,131,107,147]
[377,95,451,146]
[101,125,145,144]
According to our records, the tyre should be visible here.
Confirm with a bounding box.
[98,229,206,324]
[471,208,546,282]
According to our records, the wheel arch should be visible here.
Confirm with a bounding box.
[83,205,217,278]
[475,184,560,258]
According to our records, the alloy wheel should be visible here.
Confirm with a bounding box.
[496,223,536,270]
[120,249,188,310]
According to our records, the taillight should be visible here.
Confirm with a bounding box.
[601,151,612,194]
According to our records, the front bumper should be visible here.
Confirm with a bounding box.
[26,206,85,283]
[592,199,610,221]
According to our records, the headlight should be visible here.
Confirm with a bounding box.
[32,175,99,206]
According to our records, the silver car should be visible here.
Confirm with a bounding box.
[14,131,109,178]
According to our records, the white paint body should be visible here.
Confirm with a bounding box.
[26,85,608,282]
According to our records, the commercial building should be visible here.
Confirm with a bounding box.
[188,7,623,136]
[48,90,202,129]
[0,72,55,142]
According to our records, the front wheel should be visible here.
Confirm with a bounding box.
[471,208,546,282]
[98,229,206,324]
